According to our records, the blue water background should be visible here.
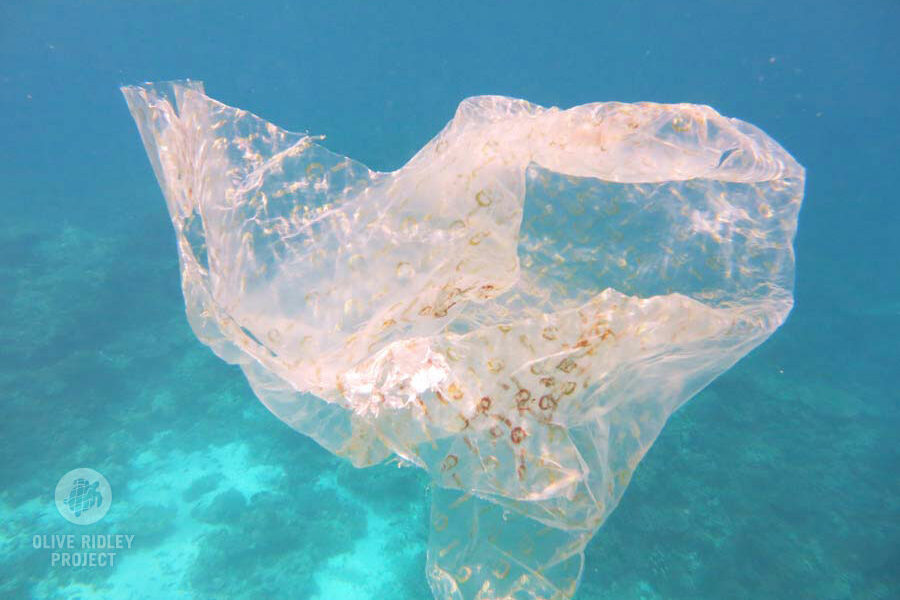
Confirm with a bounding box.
[1,1,897,598]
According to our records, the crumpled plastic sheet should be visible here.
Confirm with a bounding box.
[123,81,804,600]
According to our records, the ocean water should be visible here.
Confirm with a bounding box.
[1,1,897,599]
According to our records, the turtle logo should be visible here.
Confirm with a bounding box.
[55,468,112,525]
[64,478,102,517]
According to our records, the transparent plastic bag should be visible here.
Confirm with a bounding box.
[123,81,803,599]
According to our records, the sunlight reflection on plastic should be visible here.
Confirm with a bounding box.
[123,81,804,600]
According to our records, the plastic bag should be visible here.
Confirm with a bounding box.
[123,81,804,599]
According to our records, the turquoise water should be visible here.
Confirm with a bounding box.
[1,1,897,599]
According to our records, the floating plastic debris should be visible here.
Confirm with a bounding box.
[123,81,804,600]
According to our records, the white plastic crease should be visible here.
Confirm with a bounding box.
[122,80,804,600]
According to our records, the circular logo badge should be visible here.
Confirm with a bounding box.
[54,468,112,525]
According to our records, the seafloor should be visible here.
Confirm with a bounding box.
[0,206,896,599]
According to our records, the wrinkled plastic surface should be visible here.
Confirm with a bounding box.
[123,81,803,600]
